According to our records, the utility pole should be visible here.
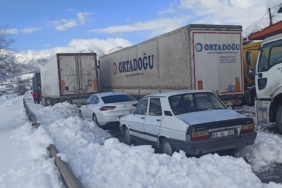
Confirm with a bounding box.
[269,8,273,25]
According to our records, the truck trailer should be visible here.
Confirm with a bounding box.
[40,53,98,106]
[99,24,244,107]
[32,72,41,95]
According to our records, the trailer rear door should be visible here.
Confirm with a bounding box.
[58,54,97,96]
[192,31,243,95]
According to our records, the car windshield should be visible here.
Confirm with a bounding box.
[101,94,136,104]
[169,92,226,115]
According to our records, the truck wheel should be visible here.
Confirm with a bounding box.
[276,105,282,133]
[251,94,256,107]
[162,138,175,156]
[124,127,134,145]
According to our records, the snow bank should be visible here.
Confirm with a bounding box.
[237,132,282,173]
[0,106,64,188]
[34,102,79,126]
[32,116,280,187]
[0,95,22,107]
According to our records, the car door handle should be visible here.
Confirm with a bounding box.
[141,117,145,119]
[156,119,161,122]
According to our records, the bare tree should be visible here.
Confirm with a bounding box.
[15,78,28,95]
[0,24,15,51]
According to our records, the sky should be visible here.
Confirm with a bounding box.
[1,0,281,56]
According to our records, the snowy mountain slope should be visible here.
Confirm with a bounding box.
[0,46,124,82]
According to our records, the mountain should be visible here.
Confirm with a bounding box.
[0,46,124,82]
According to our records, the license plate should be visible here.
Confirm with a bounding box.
[210,129,235,138]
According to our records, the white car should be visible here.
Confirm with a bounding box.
[119,90,257,156]
[79,92,138,126]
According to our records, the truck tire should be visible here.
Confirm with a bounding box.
[162,138,175,156]
[251,93,256,107]
[276,105,282,133]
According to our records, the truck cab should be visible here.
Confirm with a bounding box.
[255,32,282,131]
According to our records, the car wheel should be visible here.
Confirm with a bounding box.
[162,138,175,156]
[124,127,134,145]
[92,114,100,126]
[79,111,83,120]
[276,105,282,133]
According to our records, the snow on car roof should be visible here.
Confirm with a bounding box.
[144,90,213,98]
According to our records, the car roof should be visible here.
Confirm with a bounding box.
[93,92,128,97]
[144,90,213,98]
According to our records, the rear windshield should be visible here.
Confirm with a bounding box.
[102,94,136,104]
[169,92,226,115]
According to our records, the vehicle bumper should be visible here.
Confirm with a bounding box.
[169,132,257,155]
[98,113,127,126]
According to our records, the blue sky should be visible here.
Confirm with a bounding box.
[0,0,278,55]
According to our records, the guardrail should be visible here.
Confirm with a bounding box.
[23,99,84,188]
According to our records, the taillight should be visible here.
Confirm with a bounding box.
[132,103,138,107]
[100,106,116,111]
[240,124,254,134]
[191,130,209,142]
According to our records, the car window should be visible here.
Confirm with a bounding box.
[86,95,93,104]
[149,98,162,116]
[136,99,148,115]
[169,92,226,115]
[92,96,99,104]
[101,94,136,104]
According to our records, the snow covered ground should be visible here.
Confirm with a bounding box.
[0,95,64,188]
[20,93,282,188]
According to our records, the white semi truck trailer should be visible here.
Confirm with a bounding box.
[40,53,98,106]
[99,24,244,107]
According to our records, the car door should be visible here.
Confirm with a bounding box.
[144,98,163,142]
[87,95,99,119]
[81,95,93,119]
[129,98,148,139]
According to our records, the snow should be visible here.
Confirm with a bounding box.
[0,95,64,188]
[24,100,281,187]
[238,132,282,173]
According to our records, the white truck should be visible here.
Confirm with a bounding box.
[99,24,244,107]
[248,21,282,132]
[40,53,98,106]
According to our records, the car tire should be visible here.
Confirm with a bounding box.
[92,114,100,126]
[124,127,134,145]
[162,138,175,156]
[79,111,83,120]
[276,105,282,133]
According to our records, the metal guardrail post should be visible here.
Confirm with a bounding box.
[23,98,84,188]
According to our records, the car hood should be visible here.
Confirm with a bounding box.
[176,109,246,125]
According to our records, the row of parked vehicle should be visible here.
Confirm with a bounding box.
[78,90,257,156]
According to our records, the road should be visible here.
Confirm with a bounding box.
[104,124,282,184]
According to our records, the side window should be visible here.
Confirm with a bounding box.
[92,96,99,104]
[258,46,270,72]
[269,46,282,68]
[149,98,162,116]
[86,95,93,104]
[136,99,148,115]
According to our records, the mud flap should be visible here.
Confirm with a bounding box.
[256,100,271,126]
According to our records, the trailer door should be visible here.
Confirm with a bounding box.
[192,32,243,95]
[77,54,98,94]
[59,55,79,96]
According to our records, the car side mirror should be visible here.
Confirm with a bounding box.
[248,65,255,75]
[246,51,252,65]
